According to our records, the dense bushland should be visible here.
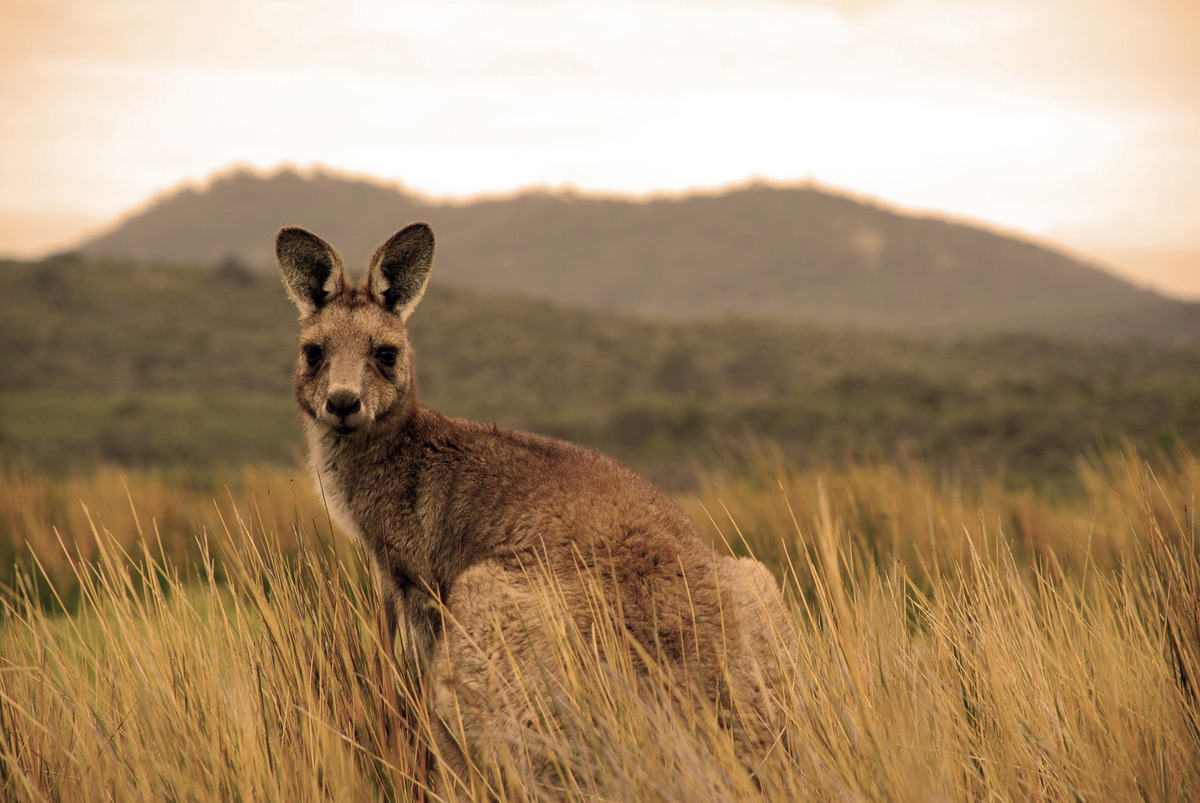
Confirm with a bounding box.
[3,257,1198,487]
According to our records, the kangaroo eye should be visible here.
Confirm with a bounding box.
[375,346,398,367]
[303,344,324,366]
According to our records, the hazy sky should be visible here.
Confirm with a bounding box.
[3,0,1198,295]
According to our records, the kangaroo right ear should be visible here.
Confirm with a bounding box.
[276,227,347,317]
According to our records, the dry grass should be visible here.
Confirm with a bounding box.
[0,463,346,610]
[2,449,1199,800]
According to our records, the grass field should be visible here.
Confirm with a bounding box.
[2,447,1198,800]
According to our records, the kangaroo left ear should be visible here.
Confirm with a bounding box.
[367,223,435,321]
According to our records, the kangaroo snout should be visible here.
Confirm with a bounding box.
[325,389,362,418]
[322,386,366,433]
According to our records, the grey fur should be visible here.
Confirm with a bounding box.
[277,224,795,788]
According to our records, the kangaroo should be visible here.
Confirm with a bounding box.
[276,223,794,789]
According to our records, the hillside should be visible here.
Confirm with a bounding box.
[3,256,1199,487]
[76,167,1199,341]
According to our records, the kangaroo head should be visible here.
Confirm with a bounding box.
[276,223,434,436]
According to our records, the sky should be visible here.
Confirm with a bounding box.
[2,0,1198,297]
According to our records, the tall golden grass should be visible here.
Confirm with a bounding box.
[0,463,345,608]
[2,449,1198,800]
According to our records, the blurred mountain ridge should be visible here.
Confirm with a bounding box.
[76,165,1200,341]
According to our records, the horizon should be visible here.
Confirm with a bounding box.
[3,0,1198,299]
[72,160,1158,273]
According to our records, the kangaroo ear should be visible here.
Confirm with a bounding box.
[367,223,434,321]
[276,227,347,317]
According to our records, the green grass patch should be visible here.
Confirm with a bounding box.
[0,391,298,472]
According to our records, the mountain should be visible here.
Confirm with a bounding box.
[77,166,1199,340]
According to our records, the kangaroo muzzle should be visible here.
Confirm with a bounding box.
[325,388,362,418]
[322,382,368,433]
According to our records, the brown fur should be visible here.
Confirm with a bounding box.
[276,223,794,788]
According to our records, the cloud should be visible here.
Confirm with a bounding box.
[1,0,1199,265]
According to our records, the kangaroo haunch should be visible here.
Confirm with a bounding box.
[277,223,795,786]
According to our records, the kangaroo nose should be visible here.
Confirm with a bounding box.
[325,390,362,418]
